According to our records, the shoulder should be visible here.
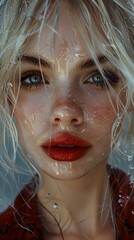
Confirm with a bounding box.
[0,177,43,239]
[108,165,134,239]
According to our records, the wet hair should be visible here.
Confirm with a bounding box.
[0,0,133,176]
[0,0,134,236]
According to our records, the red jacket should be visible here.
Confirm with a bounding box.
[0,166,134,239]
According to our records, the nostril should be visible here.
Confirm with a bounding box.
[54,118,60,123]
[71,118,78,123]
[51,108,83,126]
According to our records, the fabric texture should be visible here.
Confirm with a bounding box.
[0,166,134,240]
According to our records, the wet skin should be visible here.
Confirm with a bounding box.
[10,2,126,239]
[12,20,125,180]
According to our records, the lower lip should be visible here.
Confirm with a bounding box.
[42,147,89,162]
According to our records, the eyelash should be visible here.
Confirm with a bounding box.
[20,69,119,90]
[84,70,119,88]
[20,70,49,90]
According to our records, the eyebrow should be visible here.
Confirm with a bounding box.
[20,55,52,68]
[79,55,108,69]
[19,54,108,70]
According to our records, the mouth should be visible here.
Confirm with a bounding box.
[41,133,91,162]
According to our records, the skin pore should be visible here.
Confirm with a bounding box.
[11,2,126,239]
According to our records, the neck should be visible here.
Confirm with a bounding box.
[37,161,112,236]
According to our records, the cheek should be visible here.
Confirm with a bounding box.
[24,107,47,134]
[94,104,116,122]
[14,98,50,139]
[84,102,118,158]
[85,97,117,125]
[81,86,120,128]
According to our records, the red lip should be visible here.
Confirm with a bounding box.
[41,133,91,162]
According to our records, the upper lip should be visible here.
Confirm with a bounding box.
[41,132,91,148]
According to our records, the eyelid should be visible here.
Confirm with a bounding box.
[21,70,44,80]
[103,69,119,82]
[20,70,49,85]
[84,69,119,83]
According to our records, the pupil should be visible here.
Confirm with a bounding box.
[94,74,102,82]
[31,76,40,83]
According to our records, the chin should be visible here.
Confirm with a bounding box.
[39,158,101,181]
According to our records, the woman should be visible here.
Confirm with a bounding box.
[0,0,134,239]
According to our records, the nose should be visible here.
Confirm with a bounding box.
[51,104,83,126]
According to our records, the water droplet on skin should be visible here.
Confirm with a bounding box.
[81,129,86,133]
[46,192,51,198]
[128,155,132,162]
[53,203,58,209]
[130,165,134,170]
[75,53,81,58]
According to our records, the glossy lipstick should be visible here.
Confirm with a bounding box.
[41,133,90,162]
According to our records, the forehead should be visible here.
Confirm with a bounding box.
[23,2,99,63]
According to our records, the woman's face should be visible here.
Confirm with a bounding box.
[12,3,125,180]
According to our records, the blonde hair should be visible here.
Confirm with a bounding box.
[0,0,133,175]
[0,1,134,230]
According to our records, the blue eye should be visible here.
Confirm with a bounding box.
[90,74,104,84]
[23,75,42,84]
[84,70,119,87]
[84,73,104,86]
[20,71,49,89]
